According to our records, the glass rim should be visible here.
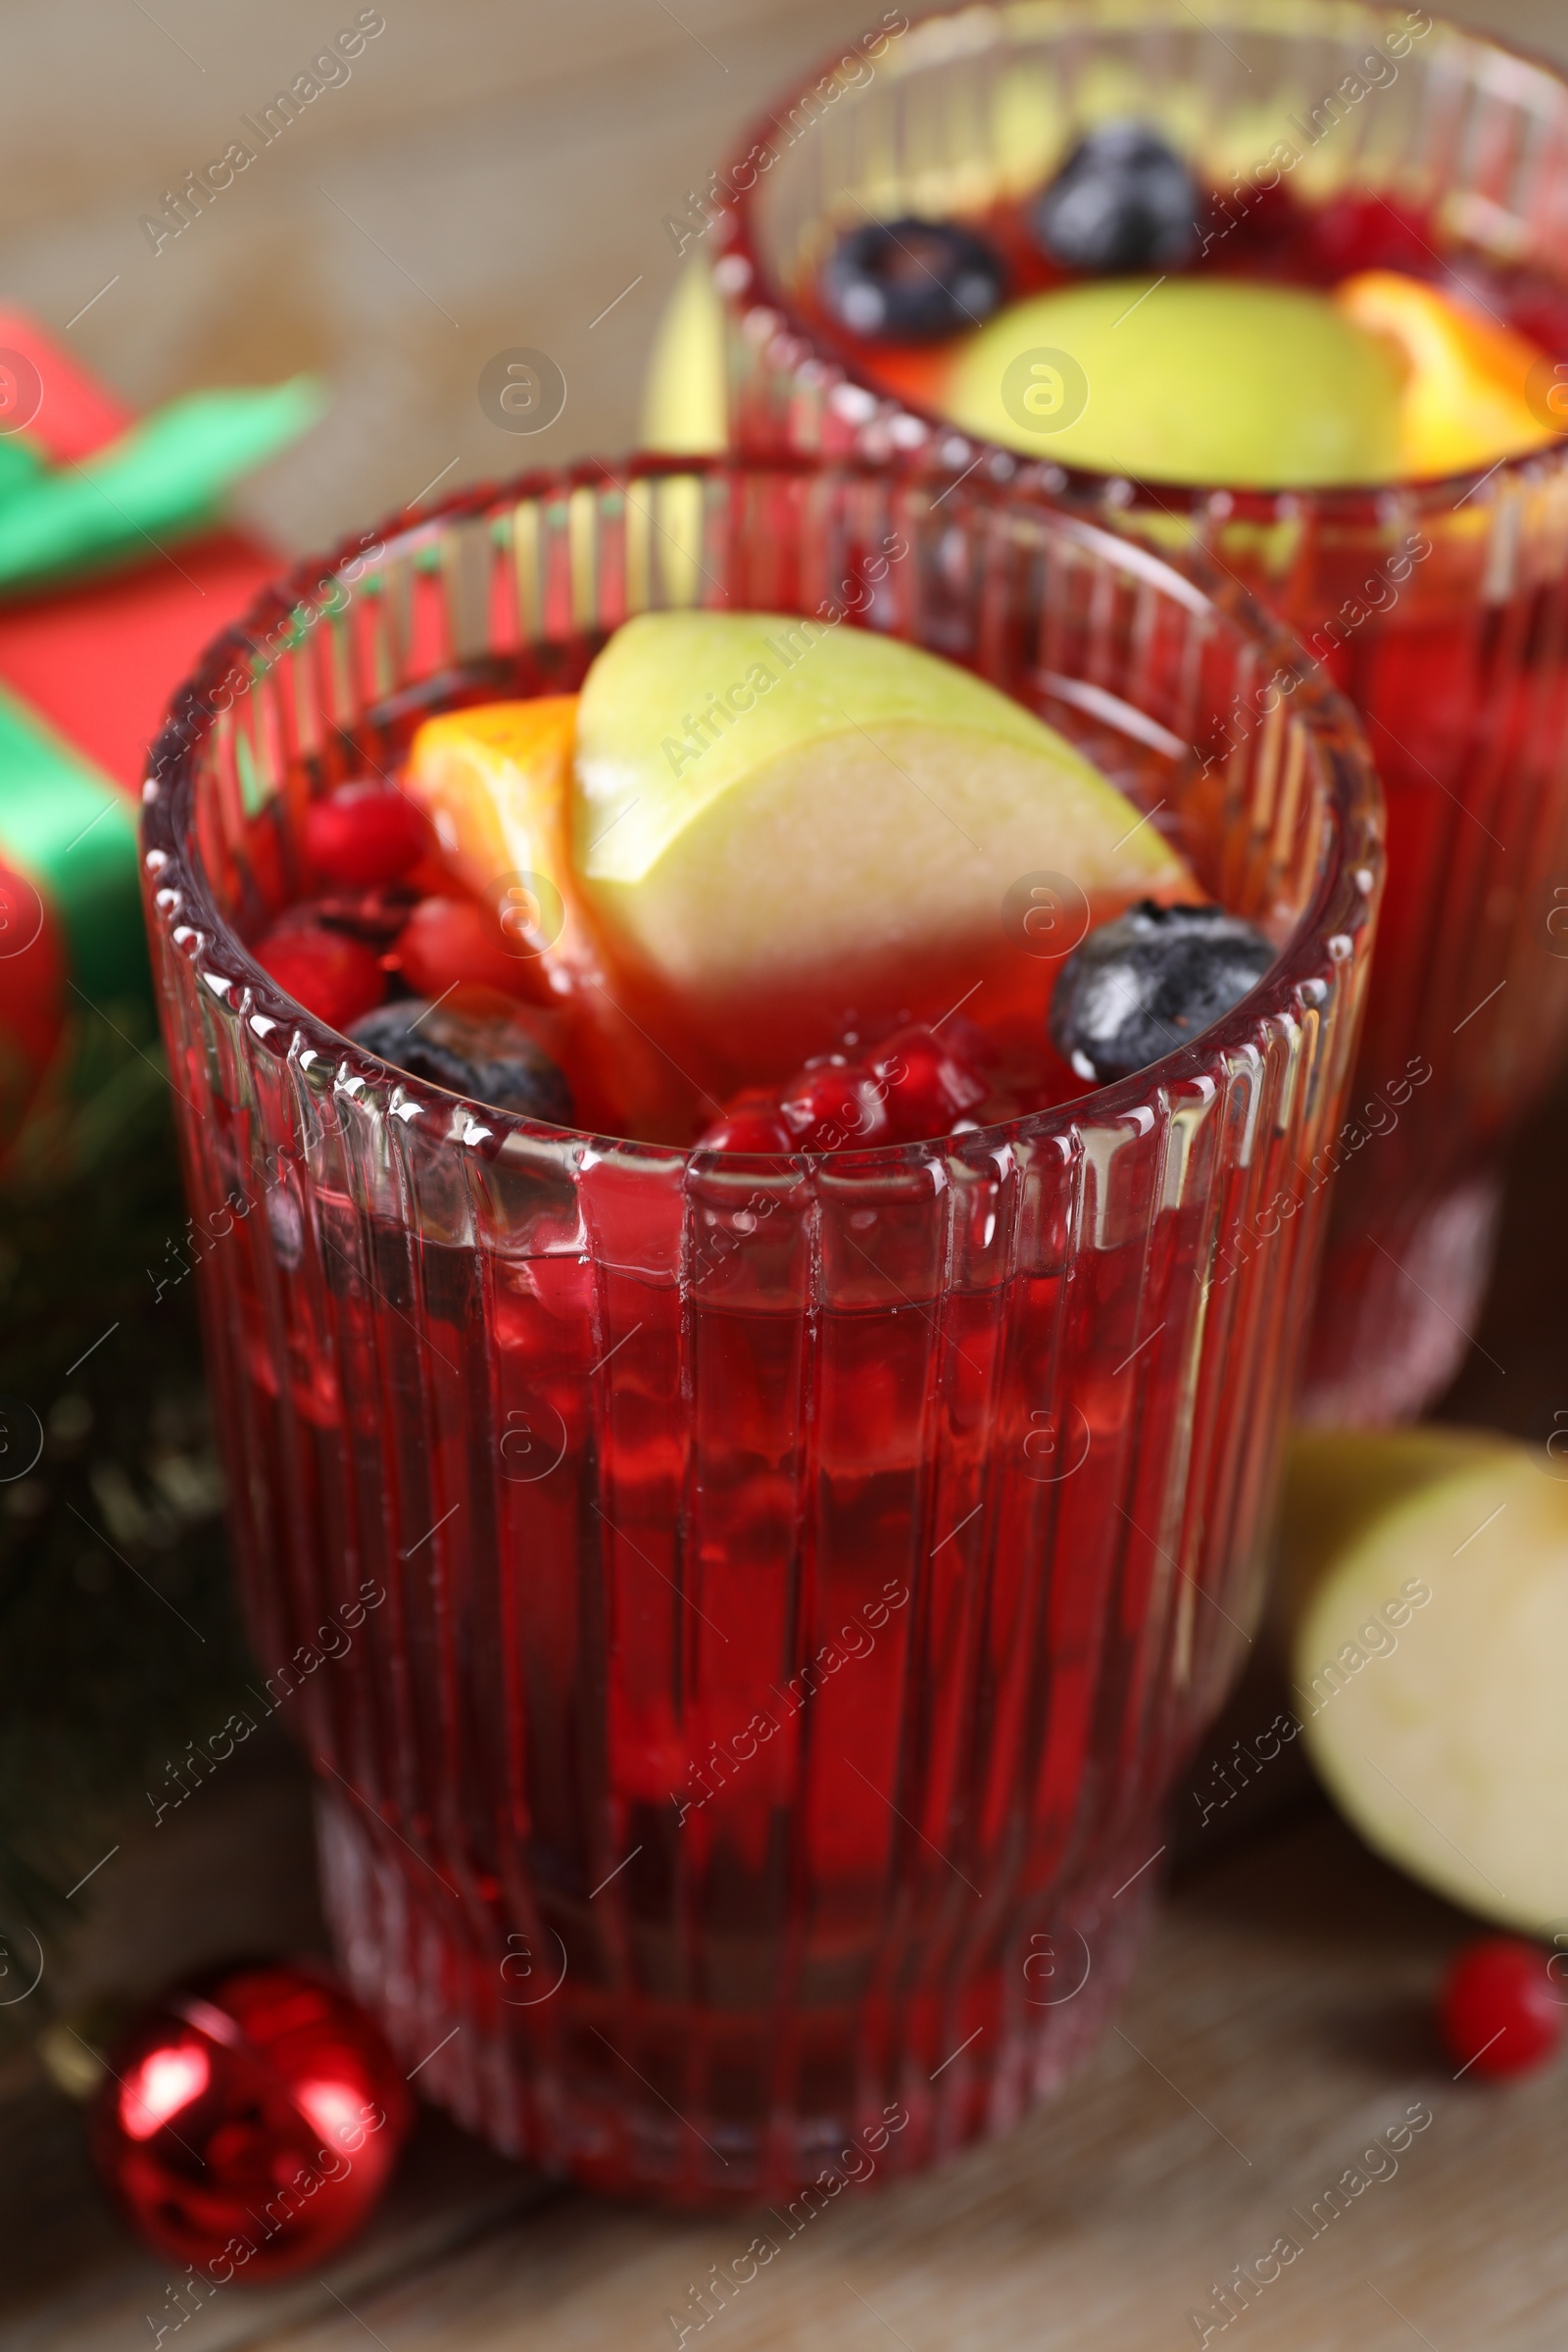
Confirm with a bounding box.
[718,0,1568,512]
[140,448,1383,1173]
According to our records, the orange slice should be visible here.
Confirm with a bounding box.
[405,696,700,1140]
[1335,269,1557,479]
[406,697,584,995]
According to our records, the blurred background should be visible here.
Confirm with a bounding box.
[10,0,1561,549]
[3,0,929,547]
[3,3,1568,2345]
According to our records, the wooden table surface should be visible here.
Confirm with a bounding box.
[5,1,1568,2344]
[6,1749,1568,2352]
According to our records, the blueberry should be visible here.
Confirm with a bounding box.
[349,999,573,1124]
[1033,122,1200,274]
[1049,902,1275,1083]
[820,217,1006,343]
[465,1040,573,1125]
[349,1002,475,1095]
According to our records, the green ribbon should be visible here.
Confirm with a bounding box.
[0,684,144,1002]
[0,376,323,594]
[0,372,324,1022]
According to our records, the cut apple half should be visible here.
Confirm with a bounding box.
[945,278,1406,487]
[571,611,1196,1075]
[1283,1429,1568,1936]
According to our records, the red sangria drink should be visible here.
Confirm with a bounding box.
[689,1,1568,1423]
[142,456,1379,2204]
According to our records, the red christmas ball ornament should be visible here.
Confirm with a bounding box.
[1437,1936,1565,2082]
[89,1960,414,2282]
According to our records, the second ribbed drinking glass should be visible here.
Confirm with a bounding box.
[709,0,1568,1422]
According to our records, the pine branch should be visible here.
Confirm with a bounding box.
[0,1003,253,1984]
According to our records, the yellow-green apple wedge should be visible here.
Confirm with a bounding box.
[641,257,728,455]
[1279,1429,1568,1934]
[570,611,1196,1078]
[946,279,1406,488]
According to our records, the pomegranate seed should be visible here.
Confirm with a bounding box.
[304,780,431,889]
[1198,177,1301,271]
[1438,1936,1565,2081]
[697,1097,797,1153]
[778,1057,892,1152]
[1301,193,1436,280]
[253,919,385,1032]
[873,1023,987,1142]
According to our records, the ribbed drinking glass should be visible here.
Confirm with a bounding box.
[142,454,1379,2203]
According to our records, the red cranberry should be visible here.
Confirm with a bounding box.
[1438,1936,1565,2081]
[873,1023,987,1142]
[778,1057,892,1152]
[697,1094,797,1153]
[303,780,431,889]
[397,895,550,1004]
[253,920,385,1032]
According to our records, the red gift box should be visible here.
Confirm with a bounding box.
[0,311,285,1137]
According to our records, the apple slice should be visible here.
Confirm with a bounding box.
[571,611,1196,1076]
[1334,270,1556,479]
[641,257,728,455]
[1280,1429,1568,1935]
[944,278,1405,487]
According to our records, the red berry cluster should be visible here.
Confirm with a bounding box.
[251,779,552,1033]
[1200,186,1442,282]
[1294,192,1438,282]
[699,1023,988,1153]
